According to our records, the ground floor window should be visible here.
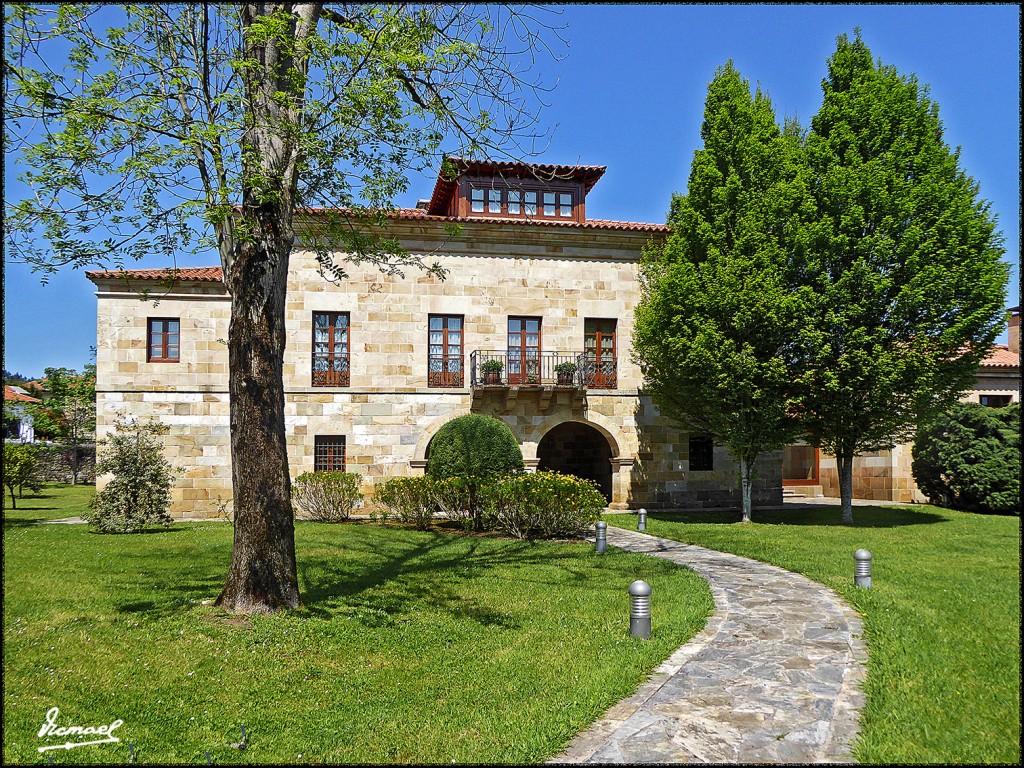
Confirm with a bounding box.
[314,435,346,472]
[688,435,714,471]
[980,394,1013,408]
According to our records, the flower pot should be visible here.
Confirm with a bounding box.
[557,372,573,385]
[483,371,501,385]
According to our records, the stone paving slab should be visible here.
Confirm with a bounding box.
[550,528,867,764]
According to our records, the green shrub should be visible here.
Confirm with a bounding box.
[87,422,175,533]
[427,414,523,529]
[373,476,441,529]
[913,402,1020,514]
[292,471,363,521]
[482,471,606,539]
[3,442,41,509]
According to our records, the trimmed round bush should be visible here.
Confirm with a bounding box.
[913,402,1020,514]
[426,414,523,480]
[482,471,606,539]
[427,415,523,530]
[292,471,363,521]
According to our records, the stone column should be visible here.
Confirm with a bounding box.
[409,459,428,475]
[608,456,634,510]
[523,458,541,474]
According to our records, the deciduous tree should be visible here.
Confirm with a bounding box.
[5,3,560,611]
[26,365,96,484]
[633,62,813,522]
[800,31,1009,524]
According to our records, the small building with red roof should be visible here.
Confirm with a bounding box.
[3,385,41,442]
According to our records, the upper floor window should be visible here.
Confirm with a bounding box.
[314,435,346,472]
[584,318,617,389]
[428,315,464,387]
[148,318,179,363]
[466,184,572,221]
[312,312,349,387]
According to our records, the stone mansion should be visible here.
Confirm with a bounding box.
[87,159,1018,518]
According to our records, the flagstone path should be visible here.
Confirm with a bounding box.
[551,527,867,764]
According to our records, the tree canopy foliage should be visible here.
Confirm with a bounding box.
[799,31,1008,522]
[633,61,814,522]
[912,402,1020,515]
[5,3,562,612]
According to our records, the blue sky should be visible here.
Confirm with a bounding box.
[4,3,1020,377]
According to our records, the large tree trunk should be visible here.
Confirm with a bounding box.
[739,456,754,523]
[837,452,855,525]
[213,2,321,612]
[215,206,299,613]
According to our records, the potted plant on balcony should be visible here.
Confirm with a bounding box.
[554,361,577,385]
[525,359,541,385]
[480,359,503,385]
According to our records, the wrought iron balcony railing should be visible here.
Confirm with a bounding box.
[469,350,617,389]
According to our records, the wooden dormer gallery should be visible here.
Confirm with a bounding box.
[423,157,607,224]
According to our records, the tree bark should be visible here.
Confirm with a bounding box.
[215,207,299,612]
[739,456,753,523]
[837,452,855,525]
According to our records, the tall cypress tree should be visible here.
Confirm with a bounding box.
[801,31,1008,524]
[633,62,813,522]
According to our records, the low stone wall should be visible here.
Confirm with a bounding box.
[35,444,97,484]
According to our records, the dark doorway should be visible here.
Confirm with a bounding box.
[537,421,613,502]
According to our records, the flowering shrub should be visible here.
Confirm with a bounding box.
[373,476,444,529]
[482,471,605,539]
[292,471,364,522]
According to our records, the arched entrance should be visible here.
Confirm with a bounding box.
[537,421,613,502]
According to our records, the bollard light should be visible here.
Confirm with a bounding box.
[629,580,652,639]
[595,520,607,554]
[637,508,648,531]
[854,549,872,588]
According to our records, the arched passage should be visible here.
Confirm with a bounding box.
[537,421,614,502]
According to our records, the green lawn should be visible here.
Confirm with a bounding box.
[609,504,1021,764]
[3,485,713,764]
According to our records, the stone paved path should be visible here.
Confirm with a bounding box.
[551,527,867,764]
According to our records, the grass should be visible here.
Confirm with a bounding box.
[608,503,1021,764]
[3,485,713,764]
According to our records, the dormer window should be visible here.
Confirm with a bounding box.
[465,184,573,221]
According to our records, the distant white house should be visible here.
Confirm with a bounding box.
[2,385,41,443]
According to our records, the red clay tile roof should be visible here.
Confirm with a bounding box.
[299,206,668,233]
[981,344,1019,368]
[426,157,608,215]
[4,385,41,404]
[86,266,224,282]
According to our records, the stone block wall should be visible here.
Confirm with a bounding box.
[92,220,783,518]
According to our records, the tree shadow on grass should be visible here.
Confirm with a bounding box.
[103,523,680,626]
[652,505,947,528]
[295,525,645,624]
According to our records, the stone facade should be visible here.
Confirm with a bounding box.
[90,164,782,519]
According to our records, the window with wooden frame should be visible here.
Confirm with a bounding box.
[314,435,346,472]
[147,318,180,363]
[464,182,574,221]
[689,435,714,472]
[507,316,541,385]
[980,394,1013,408]
[428,315,464,387]
[312,312,350,387]
[584,318,617,389]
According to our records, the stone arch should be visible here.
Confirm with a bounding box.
[413,408,471,462]
[532,412,625,458]
[537,420,616,502]
[413,409,526,463]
